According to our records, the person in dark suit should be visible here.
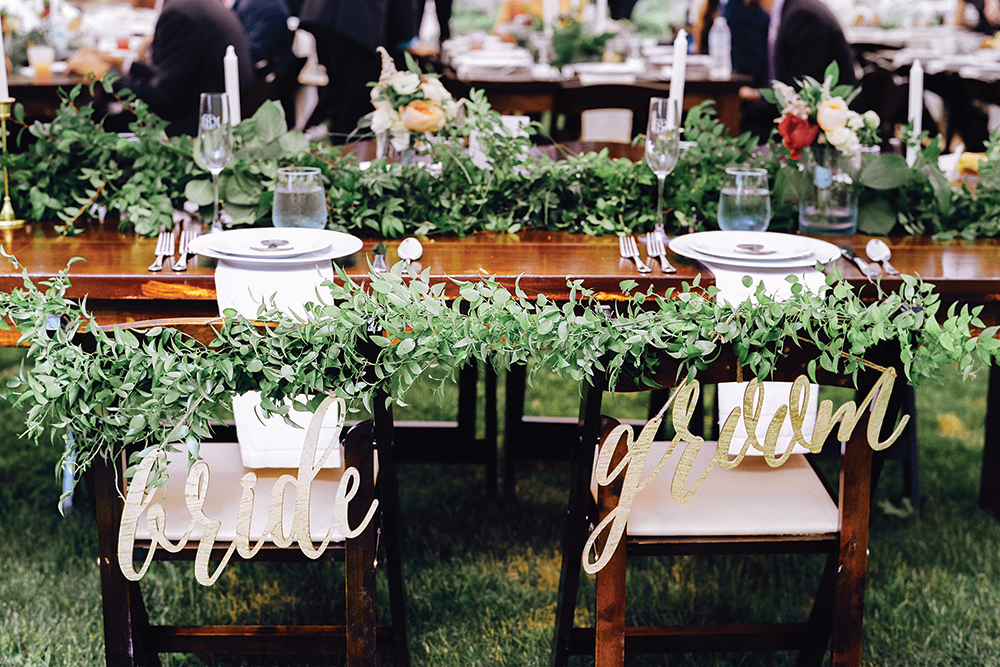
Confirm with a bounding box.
[765,0,855,88]
[233,0,292,65]
[739,0,856,139]
[297,0,418,141]
[68,0,254,137]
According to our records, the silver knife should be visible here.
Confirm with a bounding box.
[841,246,879,279]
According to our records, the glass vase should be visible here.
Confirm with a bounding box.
[798,143,862,236]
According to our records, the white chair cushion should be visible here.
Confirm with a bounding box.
[591,440,839,537]
[135,442,377,544]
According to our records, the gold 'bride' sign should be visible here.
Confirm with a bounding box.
[117,396,378,586]
[583,369,908,575]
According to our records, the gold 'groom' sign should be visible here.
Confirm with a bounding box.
[117,396,378,586]
[583,369,908,575]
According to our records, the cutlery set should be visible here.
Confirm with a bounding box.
[619,233,676,274]
[148,219,200,272]
[617,231,900,280]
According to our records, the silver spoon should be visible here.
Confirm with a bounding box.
[865,238,900,276]
[398,237,423,268]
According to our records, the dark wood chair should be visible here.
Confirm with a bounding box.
[552,342,908,667]
[90,319,409,667]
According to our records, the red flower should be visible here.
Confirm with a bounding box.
[777,114,819,160]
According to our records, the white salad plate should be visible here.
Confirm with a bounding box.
[670,231,840,269]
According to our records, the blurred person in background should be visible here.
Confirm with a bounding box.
[231,0,292,65]
[67,0,253,137]
[956,0,1000,33]
[691,0,769,86]
[737,0,855,138]
[298,0,419,141]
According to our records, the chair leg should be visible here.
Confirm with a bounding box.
[902,385,922,515]
[93,457,158,667]
[830,442,873,667]
[595,545,626,667]
[504,364,528,506]
[374,405,411,667]
[484,365,498,515]
[796,551,837,667]
[981,365,1000,518]
[345,423,379,666]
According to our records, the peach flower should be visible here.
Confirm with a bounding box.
[400,100,447,133]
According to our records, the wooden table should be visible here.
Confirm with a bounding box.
[9,72,101,125]
[3,224,1000,517]
[440,71,752,139]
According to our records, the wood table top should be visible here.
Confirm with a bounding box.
[4,223,1000,318]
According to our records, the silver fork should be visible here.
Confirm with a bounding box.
[646,232,676,273]
[619,235,652,273]
[147,226,175,272]
[172,219,197,272]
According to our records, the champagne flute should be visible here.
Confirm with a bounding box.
[645,97,682,232]
[198,93,232,232]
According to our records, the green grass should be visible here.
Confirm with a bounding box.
[2,350,1000,666]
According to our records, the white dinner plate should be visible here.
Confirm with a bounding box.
[686,231,815,262]
[670,232,840,269]
[200,228,332,258]
[189,229,362,264]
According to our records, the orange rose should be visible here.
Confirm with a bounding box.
[399,100,447,133]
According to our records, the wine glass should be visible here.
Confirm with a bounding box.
[645,97,682,232]
[198,93,232,232]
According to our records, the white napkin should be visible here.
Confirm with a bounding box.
[706,260,826,457]
[215,258,343,468]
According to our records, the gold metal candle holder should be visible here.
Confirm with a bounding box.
[0,98,24,229]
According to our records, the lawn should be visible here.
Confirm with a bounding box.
[1,347,999,666]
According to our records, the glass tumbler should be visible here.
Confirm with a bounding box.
[718,167,771,232]
[272,167,327,229]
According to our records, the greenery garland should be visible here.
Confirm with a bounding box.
[2,250,998,496]
[6,76,998,241]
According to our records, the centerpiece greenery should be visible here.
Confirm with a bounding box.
[4,68,1000,241]
[2,248,998,499]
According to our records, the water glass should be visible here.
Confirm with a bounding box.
[272,167,327,229]
[718,167,771,232]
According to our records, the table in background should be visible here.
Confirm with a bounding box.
[438,70,751,139]
[9,73,102,125]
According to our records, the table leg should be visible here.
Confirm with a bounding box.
[980,365,1000,517]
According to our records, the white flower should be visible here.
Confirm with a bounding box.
[784,98,810,120]
[863,110,880,129]
[817,97,849,131]
[445,98,464,120]
[772,81,798,109]
[371,104,397,135]
[826,126,852,147]
[371,85,383,102]
[420,77,452,105]
[847,111,864,131]
[390,129,411,152]
[391,71,421,96]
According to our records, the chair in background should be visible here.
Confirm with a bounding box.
[89,319,409,667]
[552,342,908,666]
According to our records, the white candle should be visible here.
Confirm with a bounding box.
[224,45,241,125]
[543,0,557,35]
[907,59,923,167]
[594,0,608,34]
[0,17,9,100]
[668,29,687,111]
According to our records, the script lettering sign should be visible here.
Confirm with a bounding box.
[117,397,377,586]
[583,369,908,574]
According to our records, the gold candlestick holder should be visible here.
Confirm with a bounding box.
[0,98,24,229]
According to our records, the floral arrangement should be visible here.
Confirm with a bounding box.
[367,46,464,153]
[764,62,879,160]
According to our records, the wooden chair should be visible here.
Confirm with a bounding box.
[89,319,409,667]
[552,342,908,667]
